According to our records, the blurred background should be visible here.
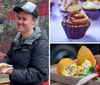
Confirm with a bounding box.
[50,44,100,65]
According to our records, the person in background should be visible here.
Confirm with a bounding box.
[0,2,48,85]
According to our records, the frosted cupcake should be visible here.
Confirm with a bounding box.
[62,11,90,39]
[50,0,55,8]
[60,0,82,13]
[80,0,86,2]
[50,0,55,12]
[82,0,100,20]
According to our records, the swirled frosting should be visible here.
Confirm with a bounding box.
[82,1,100,9]
[60,0,82,12]
[63,11,89,25]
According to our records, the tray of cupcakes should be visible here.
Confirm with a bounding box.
[50,0,100,41]
[51,46,100,85]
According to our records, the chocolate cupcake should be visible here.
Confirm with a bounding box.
[82,0,100,20]
[62,11,90,39]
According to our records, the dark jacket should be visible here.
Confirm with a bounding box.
[2,23,49,85]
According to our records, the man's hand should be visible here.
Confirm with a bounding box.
[5,69,13,75]
[0,52,6,60]
[0,69,13,75]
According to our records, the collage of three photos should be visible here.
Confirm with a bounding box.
[50,0,100,85]
[0,0,100,85]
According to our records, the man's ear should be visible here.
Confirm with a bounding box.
[32,18,37,25]
[33,18,37,23]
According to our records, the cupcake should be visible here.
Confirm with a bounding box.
[82,0,100,20]
[60,0,82,13]
[62,11,90,39]
[80,0,86,2]
[50,0,55,8]
[50,0,55,11]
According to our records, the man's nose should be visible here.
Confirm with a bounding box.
[17,19,23,24]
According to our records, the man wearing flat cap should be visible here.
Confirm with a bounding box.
[0,2,48,85]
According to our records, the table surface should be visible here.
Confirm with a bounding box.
[50,0,100,43]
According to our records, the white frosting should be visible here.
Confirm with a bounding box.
[60,6,67,11]
[82,2,100,9]
[60,0,81,12]
[60,0,75,8]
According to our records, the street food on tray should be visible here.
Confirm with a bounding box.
[62,11,90,39]
[60,0,82,13]
[57,59,93,77]
[57,46,97,79]
[0,63,12,69]
[82,0,100,20]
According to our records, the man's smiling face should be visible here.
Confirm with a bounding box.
[16,11,36,33]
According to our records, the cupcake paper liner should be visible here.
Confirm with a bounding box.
[62,22,90,39]
[84,10,100,20]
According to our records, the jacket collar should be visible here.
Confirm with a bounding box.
[13,22,41,45]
